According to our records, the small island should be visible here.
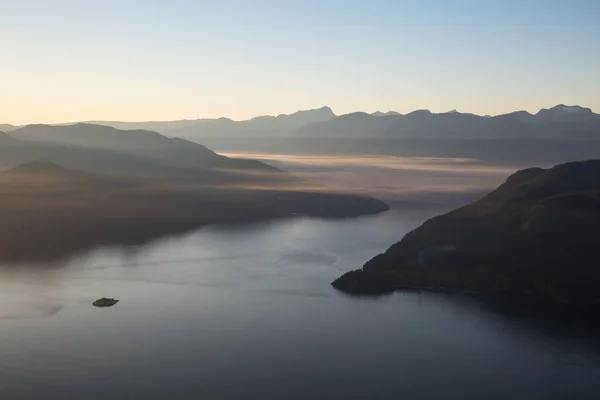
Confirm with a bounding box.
[93,298,119,308]
[333,160,600,306]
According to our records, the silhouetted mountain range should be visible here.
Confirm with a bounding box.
[296,105,600,139]
[4,105,598,164]
[126,105,599,163]
[46,104,597,142]
[85,106,336,138]
[332,159,600,305]
[204,104,599,164]
[3,105,598,141]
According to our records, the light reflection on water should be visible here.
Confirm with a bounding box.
[0,210,599,399]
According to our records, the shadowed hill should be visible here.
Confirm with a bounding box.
[12,123,221,165]
[4,123,288,184]
[332,160,600,305]
[0,161,388,262]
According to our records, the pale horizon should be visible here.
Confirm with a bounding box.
[2,0,599,125]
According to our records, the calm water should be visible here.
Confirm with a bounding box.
[0,209,599,399]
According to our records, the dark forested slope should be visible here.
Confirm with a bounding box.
[333,160,600,305]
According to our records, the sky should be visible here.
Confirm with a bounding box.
[2,0,599,124]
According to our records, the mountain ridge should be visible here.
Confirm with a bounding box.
[290,104,600,141]
[76,106,337,138]
[3,104,598,128]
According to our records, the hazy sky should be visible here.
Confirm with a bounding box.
[2,0,599,124]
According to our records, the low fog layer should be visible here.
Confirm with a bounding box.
[223,153,525,208]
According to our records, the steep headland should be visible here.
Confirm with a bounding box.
[333,160,600,305]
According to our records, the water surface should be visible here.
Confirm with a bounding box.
[0,209,599,399]
[1,155,599,399]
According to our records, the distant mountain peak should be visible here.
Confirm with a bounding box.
[308,105,334,113]
[251,106,336,121]
[512,110,534,116]
[344,112,374,118]
[372,111,402,117]
[315,105,334,113]
[537,104,593,117]
[239,106,336,132]
[551,104,589,112]
[407,109,432,117]
[284,106,336,118]
[499,110,535,122]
